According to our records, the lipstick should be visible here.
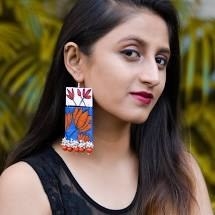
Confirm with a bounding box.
[130,91,153,105]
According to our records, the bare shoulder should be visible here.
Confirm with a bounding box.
[186,153,213,215]
[0,162,51,215]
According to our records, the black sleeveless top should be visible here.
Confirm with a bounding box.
[23,147,138,215]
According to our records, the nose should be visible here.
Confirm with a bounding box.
[139,59,160,87]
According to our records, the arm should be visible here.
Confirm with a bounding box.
[188,155,214,215]
[0,162,51,215]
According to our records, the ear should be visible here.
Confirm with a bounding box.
[64,42,84,83]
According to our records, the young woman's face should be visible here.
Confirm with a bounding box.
[82,10,170,124]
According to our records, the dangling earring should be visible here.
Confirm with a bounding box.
[61,83,94,154]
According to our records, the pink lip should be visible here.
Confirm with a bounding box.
[130,91,154,105]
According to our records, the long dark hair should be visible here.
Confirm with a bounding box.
[6,0,195,214]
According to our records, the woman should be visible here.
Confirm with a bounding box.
[0,0,213,214]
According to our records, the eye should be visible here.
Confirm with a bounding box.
[120,49,141,61]
[155,56,168,69]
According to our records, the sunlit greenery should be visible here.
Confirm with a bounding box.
[0,0,214,211]
[174,1,215,210]
[0,0,62,152]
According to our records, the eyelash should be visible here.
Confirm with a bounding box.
[120,49,168,68]
[155,57,168,69]
[120,49,141,60]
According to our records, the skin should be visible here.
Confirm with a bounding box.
[0,9,213,215]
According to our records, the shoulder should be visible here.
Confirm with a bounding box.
[185,153,213,215]
[0,162,51,215]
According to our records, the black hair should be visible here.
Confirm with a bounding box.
[6,0,195,214]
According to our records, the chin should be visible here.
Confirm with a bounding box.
[128,114,150,124]
[132,119,148,124]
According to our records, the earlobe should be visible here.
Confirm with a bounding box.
[64,42,84,82]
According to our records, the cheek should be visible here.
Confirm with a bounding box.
[85,55,130,94]
[160,72,166,93]
[154,73,166,102]
[85,71,121,110]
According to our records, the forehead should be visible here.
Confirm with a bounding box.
[94,9,170,51]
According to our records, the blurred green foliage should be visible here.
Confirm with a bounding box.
[0,0,214,212]
[173,1,215,211]
[0,0,62,153]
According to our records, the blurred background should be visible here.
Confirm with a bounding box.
[0,0,214,212]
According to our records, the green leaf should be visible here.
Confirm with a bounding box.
[185,28,196,101]
[201,32,210,102]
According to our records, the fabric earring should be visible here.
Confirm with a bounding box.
[61,84,94,154]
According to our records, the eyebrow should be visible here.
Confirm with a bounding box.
[118,35,171,56]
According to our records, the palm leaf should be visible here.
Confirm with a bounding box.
[201,27,211,102]
[185,28,196,101]
[0,89,26,150]
[0,23,26,60]
[1,52,35,88]
[181,18,215,102]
